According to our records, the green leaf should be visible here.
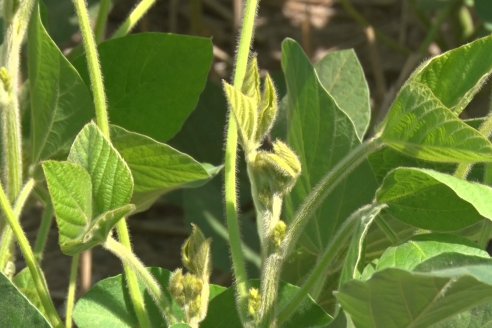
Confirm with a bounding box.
[68,122,133,215]
[111,125,217,211]
[74,33,212,142]
[432,302,492,328]
[73,267,224,328]
[42,161,93,254]
[256,73,278,142]
[339,204,382,285]
[337,260,492,328]
[377,167,492,231]
[409,34,492,114]
[0,272,51,328]
[28,4,92,163]
[282,38,378,253]
[381,83,492,163]
[367,234,489,276]
[13,268,44,315]
[201,280,332,328]
[315,49,370,139]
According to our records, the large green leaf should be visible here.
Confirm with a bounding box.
[282,38,378,253]
[431,303,492,328]
[315,49,370,140]
[74,33,212,142]
[28,4,92,163]
[0,272,51,328]
[68,122,133,214]
[337,257,492,328]
[377,167,492,231]
[73,267,225,328]
[201,280,332,328]
[381,83,492,163]
[111,125,219,211]
[409,34,492,114]
[366,234,489,276]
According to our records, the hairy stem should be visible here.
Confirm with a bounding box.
[73,1,150,323]
[34,202,54,262]
[73,0,110,137]
[116,220,152,328]
[65,254,80,328]
[111,0,156,39]
[224,0,260,322]
[94,0,113,43]
[0,179,35,272]
[0,0,35,272]
[0,182,62,327]
[278,204,385,324]
[104,237,176,324]
[282,138,382,260]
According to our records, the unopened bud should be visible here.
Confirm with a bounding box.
[248,288,261,319]
[169,269,185,306]
[273,220,287,249]
[183,273,203,300]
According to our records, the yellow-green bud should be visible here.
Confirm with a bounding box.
[169,269,185,306]
[242,56,261,100]
[183,273,203,300]
[181,224,212,279]
[256,73,278,142]
[188,295,202,319]
[253,140,301,196]
[273,220,287,249]
[0,67,12,93]
[248,288,261,319]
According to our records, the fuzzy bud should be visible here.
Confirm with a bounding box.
[273,220,287,249]
[169,268,186,306]
[248,288,261,319]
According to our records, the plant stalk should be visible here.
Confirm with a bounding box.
[0,0,35,273]
[116,220,152,328]
[94,0,113,43]
[0,182,63,327]
[277,204,384,324]
[224,0,260,323]
[34,202,54,262]
[65,254,80,328]
[73,2,151,325]
[104,237,176,324]
[0,179,35,272]
[73,0,110,137]
[255,138,381,324]
[111,0,156,39]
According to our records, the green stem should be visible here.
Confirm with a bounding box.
[111,0,156,39]
[223,0,260,323]
[104,237,176,324]
[34,202,54,262]
[116,220,152,328]
[0,179,35,273]
[94,0,113,43]
[65,254,80,328]
[73,0,110,137]
[277,204,383,324]
[0,182,62,327]
[282,138,382,258]
[73,2,150,325]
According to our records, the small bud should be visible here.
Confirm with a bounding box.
[273,220,287,249]
[181,224,212,279]
[248,288,261,319]
[169,269,186,306]
[223,81,258,151]
[0,67,12,93]
[242,56,261,101]
[256,73,278,142]
[183,273,203,300]
[253,140,301,196]
[188,295,202,319]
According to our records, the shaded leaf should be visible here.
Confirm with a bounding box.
[0,272,51,328]
[201,280,332,328]
[377,167,492,231]
[73,267,224,328]
[337,260,492,328]
[74,33,213,142]
[111,125,217,211]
